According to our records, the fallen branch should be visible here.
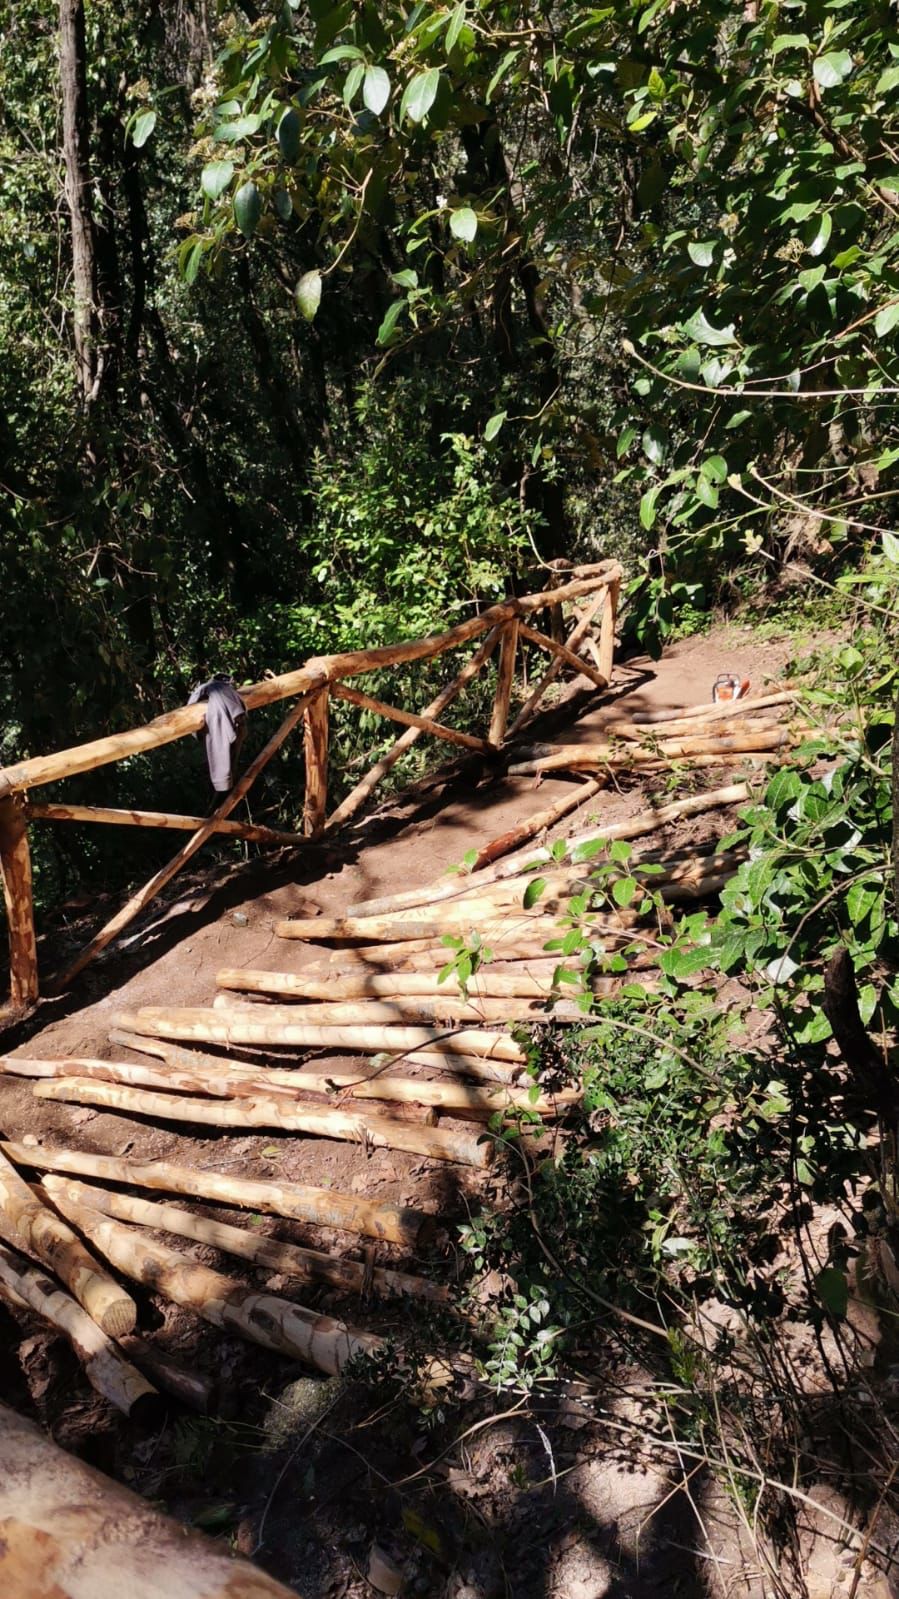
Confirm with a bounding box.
[2,1141,432,1247]
[117,1334,216,1413]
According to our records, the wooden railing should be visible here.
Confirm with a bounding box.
[0,562,621,1010]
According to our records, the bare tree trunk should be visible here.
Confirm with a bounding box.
[59,0,100,400]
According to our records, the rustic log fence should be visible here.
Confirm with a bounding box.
[0,561,620,1010]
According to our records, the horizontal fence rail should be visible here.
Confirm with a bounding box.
[0,562,620,1010]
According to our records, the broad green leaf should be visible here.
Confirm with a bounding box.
[182,240,203,285]
[687,240,716,267]
[445,1,466,51]
[131,110,156,149]
[233,181,262,236]
[295,270,322,320]
[612,876,637,908]
[319,44,364,63]
[642,426,666,465]
[201,160,234,200]
[813,51,853,91]
[882,529,899,563]
[875,302,899,339]
[772,34,809,54]
[485,411,507,441]
[215,114,261,142]
[278,108,301,163]
[695,474,718,509]
[486,48,519,103]
[391,268,418,288]
[616,423,637,457]
[450,206,477,242]
[272,188,292,221]
[877,66,899,95]
[681,309,736,347]
[401,68,440,124]
[376,298,405,344]
[639,484,661,530]
[816,1267,848,1318]
[701,454,728,483]
[805,211,832,258]
[522,877,546,909]
[363,64,391,115]
[343,61,365,105]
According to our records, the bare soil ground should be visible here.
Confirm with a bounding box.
[4,626,884,1599]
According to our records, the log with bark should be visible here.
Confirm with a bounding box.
[42,1182,382,1377]
[117,1333,216,1413]
[33,1080,493,1165]
[0,1400,298,1596]
[1,1141,432,1247]
[115,1005,528,1062]
[0,1241,156,1418]
[332,682,492,754]
[0,796,39,1009]
[47,1177,449,1304]
[0,1144,135,1335]
[508,588,607,737]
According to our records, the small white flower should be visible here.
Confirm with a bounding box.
[435,193,448,209]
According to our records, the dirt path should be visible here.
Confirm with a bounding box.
[0,627,811,1599]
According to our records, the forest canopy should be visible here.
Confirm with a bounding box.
[2,0,897,896]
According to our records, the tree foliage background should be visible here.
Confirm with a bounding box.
[2,0,898,904]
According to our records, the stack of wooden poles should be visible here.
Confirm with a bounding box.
[0,688,808,1409]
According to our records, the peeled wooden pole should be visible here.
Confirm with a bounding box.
[596,576,620,684]
[216,965,591,1000]
[0,1402,296,1598]
[43,1183,382,1377]
[209,993,581,1024]
[517,620,608,691]
[58,683,323,988]
[117,1334,216,1413]
[302,686,330,838]
[508,589,606,737]
[629,688,796,726]
[1,1051,569,1115]
[51,1178,449,1305]
[332,682,492,754]
[489,619,520,746]
[1,1141,432,1247]
[324,625,502,832]
[0,1243,154,1418]
[34,1080,493,1166]
[273,910,575,946]
[118,1004,527,1062]
[0,795,39,1009]
[0,1144,135,1335]
[112,1029,525,1086]
[25,801,305,847]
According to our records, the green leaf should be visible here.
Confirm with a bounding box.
[816,1267,848,1318]
[363,64,391,115]
[882,530,899,563]
[233,181,262,236]
[450,206,478,242]
[642,426,666,466]
[612,876,637,908]
[485,411,507,441]
[295,269,322,321]
[805,211,832,258]
[687,240,716,267]
[376,298,405,344]
[401,68,440,124]
[391,268,418,289]
[131,110,156,149]
[486,49,519,103]
[875,302,899,339]
[813,51,853,91]
[616,423,637,458]
[681,309,736,347]
[695,475,718,509]
[273,188,293,221]
[277,108,302,163]
[877,66,899,95]
[182,240,203,285]
[201,160,234,200]
[523,877,547,909]
[343,61,365,105]
[639,484,661,530]
[445,1,466,52]
[772,34,809,54]
[319,44,365,63]
[215,114,261,142]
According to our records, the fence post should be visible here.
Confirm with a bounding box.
[0,795,39,1010]
[597,576,620,684]
[489,620,519,747]
[303,688,330,838]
